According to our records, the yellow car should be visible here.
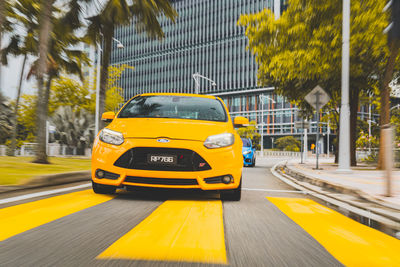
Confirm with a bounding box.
[91,93,248,201]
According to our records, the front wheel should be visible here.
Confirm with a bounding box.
[92,181,116,194]
[250,157,256,167]
[220,178,241,201]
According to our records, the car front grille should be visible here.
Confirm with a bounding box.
[114,147,211,171]
[124,176,199,186]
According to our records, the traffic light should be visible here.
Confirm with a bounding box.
[384,0,400,41]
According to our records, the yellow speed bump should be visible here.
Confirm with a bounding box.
[0,189,114,242]
[267,197,400,267]
[98,200,227,264]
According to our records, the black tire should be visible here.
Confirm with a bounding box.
[251,157,256,167]
[92,181,116,194]
[220,178,241,201]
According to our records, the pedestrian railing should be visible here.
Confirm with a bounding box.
[259,150,302,157]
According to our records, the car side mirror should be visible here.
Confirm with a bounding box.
[233,116,249,128]
[101,112,115,123]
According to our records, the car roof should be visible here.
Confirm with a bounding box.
[139,93,217,100]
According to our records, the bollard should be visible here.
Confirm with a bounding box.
[382,126,393,197]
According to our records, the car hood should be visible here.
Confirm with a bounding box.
[107,118,232,141]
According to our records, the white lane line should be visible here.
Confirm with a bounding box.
[0,183,92,205]
[242,188,306,194]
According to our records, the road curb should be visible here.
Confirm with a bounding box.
[285,163,400,211]
[270,161,400,239]
[0,171,91,194]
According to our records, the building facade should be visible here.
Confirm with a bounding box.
[110,0,331,151]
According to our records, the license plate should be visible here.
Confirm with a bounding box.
[147,154,177,165]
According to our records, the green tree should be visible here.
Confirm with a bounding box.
[50,77,92,113]
[275,136,301,152]
[0,0,13,93]
[236,121,261,150]
[16,64,131,146]
[105,64,134,112]
[86,0,177,130]
[16,94,38,143]
[0,93,12,144]
[2,0,40,155]
[35,0,55,163]
[51,106,94,155]
[239,0,389,166]
[34,0,90,163]
[378,10,400,169]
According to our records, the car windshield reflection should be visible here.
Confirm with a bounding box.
[118,95,227,122]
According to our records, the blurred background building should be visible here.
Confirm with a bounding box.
[109,0,335,151]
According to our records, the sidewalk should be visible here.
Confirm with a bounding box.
[286,158,400,210]
[0,171,91,194]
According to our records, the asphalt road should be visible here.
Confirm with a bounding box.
[0,158,399,266]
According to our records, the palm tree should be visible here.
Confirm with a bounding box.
[0,1,5,82]
[52,106,94,155]
[34,0,55,163]
[86,0,177,130]
[34,0,90,163]
[0,0,12,94]
[0,93,12,144]
[2,0,39,155]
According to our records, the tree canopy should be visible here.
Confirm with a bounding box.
[15,64,132,146]
[236,121,261,150]
[275,136,301,152]
[238,0,391,165]
[239,0,388,105]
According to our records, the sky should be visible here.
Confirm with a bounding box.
[1,54,36,100]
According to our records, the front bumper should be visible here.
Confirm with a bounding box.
[91,137,243,190]
[243,151,254,165]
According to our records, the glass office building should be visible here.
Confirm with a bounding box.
[110,0,331,151]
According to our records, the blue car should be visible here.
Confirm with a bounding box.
[241,138,256,167]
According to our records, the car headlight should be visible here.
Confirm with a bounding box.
[99,128,124,145]
[204,133,234,149]
[243,150,252,155]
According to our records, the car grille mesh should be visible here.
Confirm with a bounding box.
[124,176,199,185]
[114,147,211,171]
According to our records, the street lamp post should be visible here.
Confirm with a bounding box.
[327,120,330,158]
[192,73,216,94]
[368,93,373,154]
[337,0,352,173]
[94,38,124,139]
[94,43,101,140]
[259,94,275,155]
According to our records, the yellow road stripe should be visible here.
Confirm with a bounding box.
[0,190,114,242]
[98,200,227,264]
[267,197,400,267]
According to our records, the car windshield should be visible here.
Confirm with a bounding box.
[118,95,227,122]
[241,138,251,147]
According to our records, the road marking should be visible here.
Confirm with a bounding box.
[97,200,227,264]
[268,197,400,267]
[243,188,305,193]
[0,183,92,205]
[0,189,114,242]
